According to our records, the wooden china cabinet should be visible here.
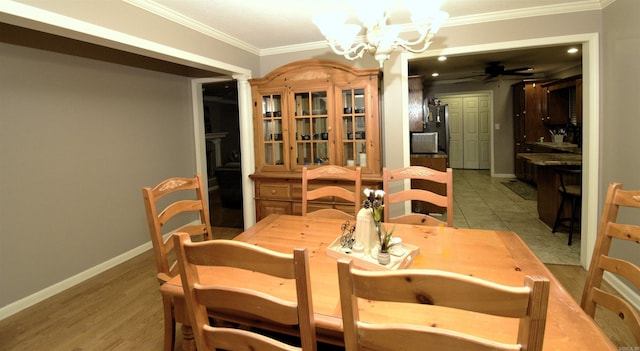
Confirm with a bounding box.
[249,59,382,220]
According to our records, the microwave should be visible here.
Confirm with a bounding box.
[410,132,439,154]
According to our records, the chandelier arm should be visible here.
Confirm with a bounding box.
[328,41,370,61]
[397,33,435,53]
[393,29,431,47]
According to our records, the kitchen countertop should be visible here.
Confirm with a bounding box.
[410,151,448,158]
[517,152,582,166]
[527,142,581,153]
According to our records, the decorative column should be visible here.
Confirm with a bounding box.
[233,74,256,228]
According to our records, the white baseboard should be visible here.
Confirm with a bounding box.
[0,221,201,321]
[0,241,152,321]
[492,172,516,178]
[603,271,640,312]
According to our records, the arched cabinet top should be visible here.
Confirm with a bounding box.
[250,59,380,87]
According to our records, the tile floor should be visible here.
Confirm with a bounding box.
[451,169,581,265]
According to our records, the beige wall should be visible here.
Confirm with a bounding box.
[602,0,640,269]
[0,43,196,307]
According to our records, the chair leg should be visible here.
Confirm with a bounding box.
[181,324,196,351]
[162,294,176,351]
[568,196,579,246]
[552,195,566,233]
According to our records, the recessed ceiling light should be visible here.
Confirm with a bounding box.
[567,47,579,54]
[438,56,447,61]
[432,72,439,77]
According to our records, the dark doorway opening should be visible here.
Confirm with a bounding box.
[202,81,244,229]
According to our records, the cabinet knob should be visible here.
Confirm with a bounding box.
[271,189,276,195]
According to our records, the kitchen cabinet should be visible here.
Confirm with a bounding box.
[249,59,382,220]
[408,76,425,132]
[542,75,582,126]
[512,81,548,182]
[409,154,448,215]
[517,153,582,228]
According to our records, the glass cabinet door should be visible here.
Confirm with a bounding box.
[341,88,367,168]
[261,94,285,166]
[252,62,379,174]
[294,91,329,167]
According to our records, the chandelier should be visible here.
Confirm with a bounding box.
[312,0,448,67]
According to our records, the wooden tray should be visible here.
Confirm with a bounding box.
[326,236,420,271]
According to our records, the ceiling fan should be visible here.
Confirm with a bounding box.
[477,61,534,80]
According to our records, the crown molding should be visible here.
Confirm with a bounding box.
[600,0,617,8]
[444,1,603,27]
[261,41,328,56]
[123,0,260,56]
[125,0,606,58]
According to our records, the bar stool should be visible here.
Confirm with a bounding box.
[552,166,582,245]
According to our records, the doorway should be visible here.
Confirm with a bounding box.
[438,93,491,169]
[202,81,244,228]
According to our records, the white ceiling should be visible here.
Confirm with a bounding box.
[141,0,603,51]
[130,0,604,81]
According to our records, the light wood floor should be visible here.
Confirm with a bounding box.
[1,233,635,350]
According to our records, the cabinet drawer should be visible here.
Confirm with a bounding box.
[258,183,291,199]
[256,199,292,221]
[292,184,302,200]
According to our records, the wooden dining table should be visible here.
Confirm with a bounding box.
[162,214,617,351]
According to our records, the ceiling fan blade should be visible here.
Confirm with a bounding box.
[503,66,532,72]
[503,71,534,76]
[457,73,486,79]
[503,66,533,75]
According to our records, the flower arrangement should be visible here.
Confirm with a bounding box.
[362,188,396,253]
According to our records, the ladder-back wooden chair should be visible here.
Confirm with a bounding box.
[302,165,361,220]
[173,232,317,351]
[142,174,213,351]
[383,166,454,227]
[338,258,550,351]
[581,182,640,344]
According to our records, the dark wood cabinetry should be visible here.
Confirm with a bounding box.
[408,76,425,132]
[409,154,447,215]
[513,76,583,183]
[512,81,548,181]
[542,75,582,126]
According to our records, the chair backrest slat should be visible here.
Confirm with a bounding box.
[174,233,317,351]
[302,165,361,220]
[142,174,212,284]
[338,258,549,351]
[383,166,454,227]
[581,183,640,344]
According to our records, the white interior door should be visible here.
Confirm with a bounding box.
[439,93,491,170]
[478,95,491,169]
[463,97,480,169]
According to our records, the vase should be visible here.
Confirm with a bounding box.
[369,222,382,259]
[377,251,390,265]
[354,208,377,255]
